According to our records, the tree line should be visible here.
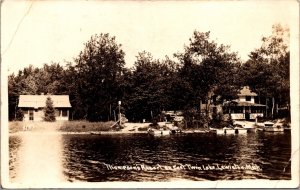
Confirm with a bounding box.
[8,24,290,122]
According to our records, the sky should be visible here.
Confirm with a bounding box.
[1,0,297,74]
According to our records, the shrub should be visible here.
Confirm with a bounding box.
[138,127,148,131]
[15,109,24,121]
[44,97,56,122]
[59,121,116,132]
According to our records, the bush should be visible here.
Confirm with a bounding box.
[210,120,231,129]
[149,122,159,129]
[138,127,148,131]
[15,109,24,121]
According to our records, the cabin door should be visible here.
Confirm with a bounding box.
[29,110,34,121]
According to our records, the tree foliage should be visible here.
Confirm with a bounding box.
[72,33,125,121]
[124,52,180,121]
[8,24,290,122]
[240,24,290,117]
[176,31,241,114]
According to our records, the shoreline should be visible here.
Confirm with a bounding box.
[9,128,292,136]
[9,130,149,136]
[8,120,291,136]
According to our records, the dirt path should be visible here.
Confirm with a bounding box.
[13,124,66,187]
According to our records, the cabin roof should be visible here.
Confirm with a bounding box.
[18,95,71,108]
[238,86,257,96]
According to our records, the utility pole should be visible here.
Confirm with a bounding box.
[199,98,202,119]
[118,101,121,125]
[15,97,18,120]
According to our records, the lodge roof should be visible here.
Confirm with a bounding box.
[238,86,257,96]
[18,95,71,108]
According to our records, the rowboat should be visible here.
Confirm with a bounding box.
[147,128,170,136]
[233,124,248,134]
[223,127,236,134]
[263,122,284,132]
[209,128,224,134]
[209,127,235,134]
[234,127,248,134]
[210,126,248,135]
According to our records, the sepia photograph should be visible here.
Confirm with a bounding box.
[1,0,299,188]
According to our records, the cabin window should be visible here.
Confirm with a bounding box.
[246,96,251,101]
[62,110,68,117]
[23,109,28,114]
[55,109,60,117]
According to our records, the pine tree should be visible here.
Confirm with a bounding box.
[44,97,56,122]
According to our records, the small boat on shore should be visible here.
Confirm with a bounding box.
[223,127,235,134]
[210,125,248,135]
[209,128,223,134]
[234,127,248,134]
[147,128,170,136]
[263,122,284,132]
[209,127,235,134]
[90,131,101,135]
[193,129,209,133]
[169,126,183,134]
[233,124,248,134]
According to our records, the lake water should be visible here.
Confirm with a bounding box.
[10,132,291,182]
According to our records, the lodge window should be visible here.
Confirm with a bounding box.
[251,107,263,113]
[231,107,243,113]
[246,96,251,101]
[62,110,68,117]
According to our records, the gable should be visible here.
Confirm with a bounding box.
[238,86,257,97]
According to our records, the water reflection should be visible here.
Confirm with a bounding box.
[62,132,291,182]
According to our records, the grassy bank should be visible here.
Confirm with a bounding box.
[9,121,63,133]
[9,121,24,133]
[9,120,119,133]
[58,120,118,132]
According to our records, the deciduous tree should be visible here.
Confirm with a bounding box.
[176,31,241,115]
[73,33,125,121]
